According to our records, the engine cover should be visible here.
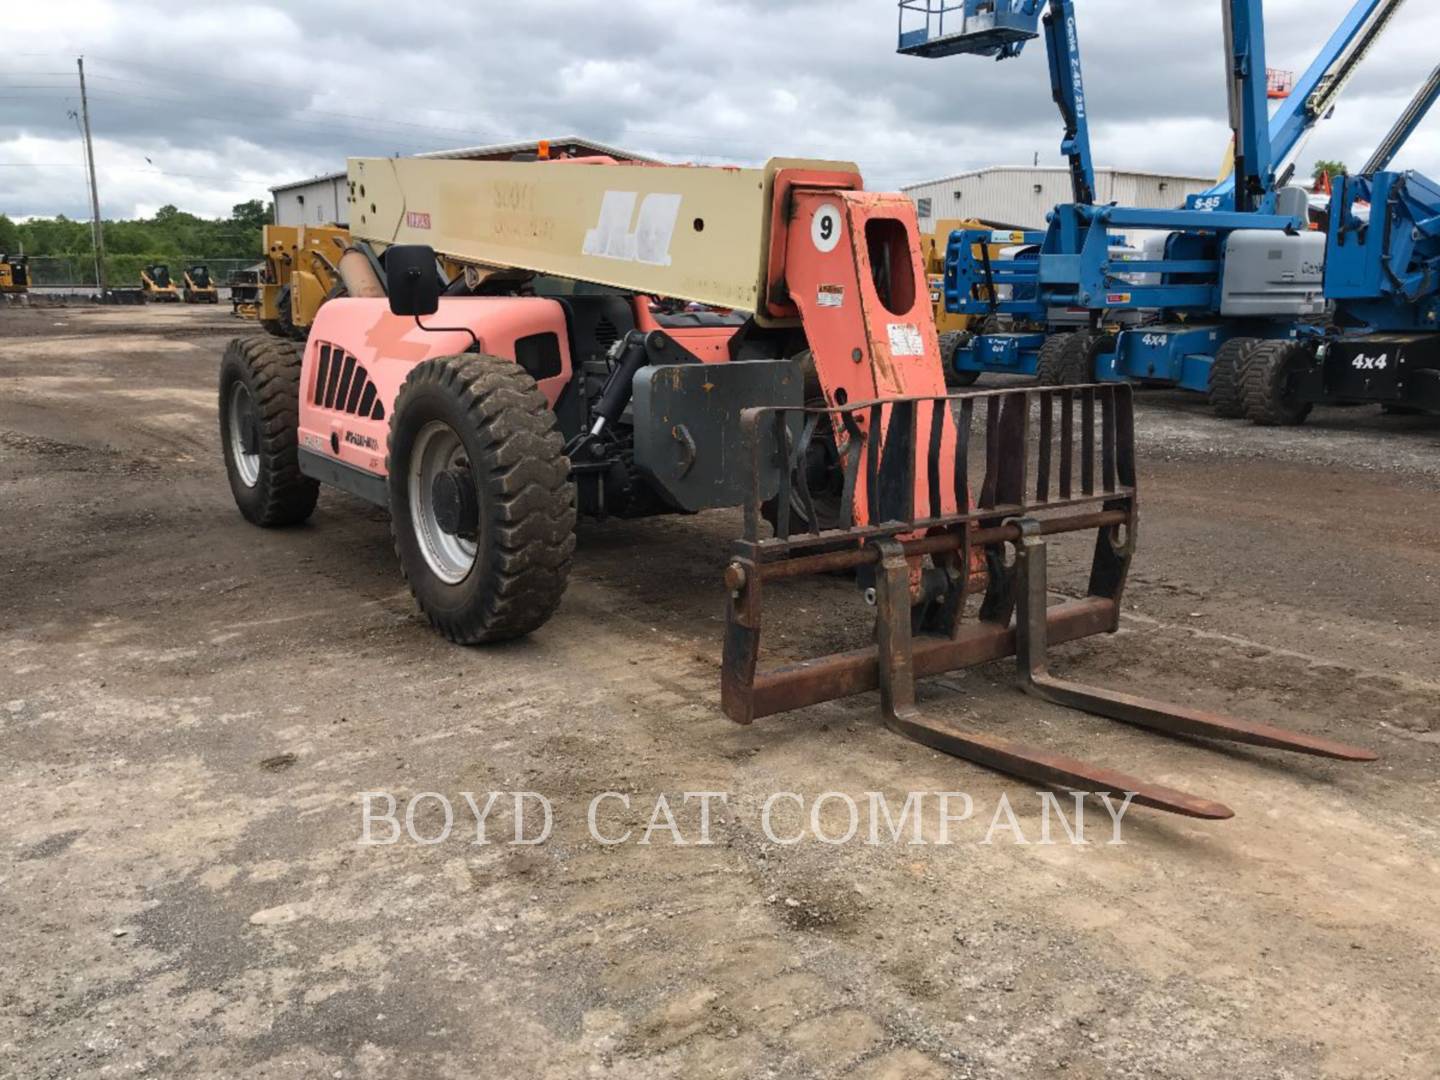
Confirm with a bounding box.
[1220,230,1326,318]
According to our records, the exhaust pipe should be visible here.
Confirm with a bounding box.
[337,246,385,299]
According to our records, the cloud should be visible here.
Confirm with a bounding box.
[2,0,1438,220]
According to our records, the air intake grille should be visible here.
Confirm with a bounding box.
[313,342,385,421]
[594,316,620,352]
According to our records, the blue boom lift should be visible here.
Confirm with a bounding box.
[1238,167,1440,422]
[899,0,1410,413]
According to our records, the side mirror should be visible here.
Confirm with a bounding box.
[386,244,439,317]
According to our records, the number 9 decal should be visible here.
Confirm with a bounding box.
[811,203,842,253]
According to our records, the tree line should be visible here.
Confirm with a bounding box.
[0,200,271,286]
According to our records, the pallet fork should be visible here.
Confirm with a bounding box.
[721,386,1374,820]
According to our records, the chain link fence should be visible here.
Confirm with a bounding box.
[26,256,257,288]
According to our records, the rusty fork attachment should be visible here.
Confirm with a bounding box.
[721,385,1375,821]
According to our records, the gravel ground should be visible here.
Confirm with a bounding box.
[2,304,1439,1079]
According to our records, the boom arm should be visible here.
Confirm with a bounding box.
[896,1,1095,206]
[1362,63,1440,175]
[1208,0,1407,200]
[1041,1,1096,206]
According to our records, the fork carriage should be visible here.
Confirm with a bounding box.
[722,384,1374,820]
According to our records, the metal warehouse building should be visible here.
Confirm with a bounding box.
[904,166,1216,234]
[271,137,656,228]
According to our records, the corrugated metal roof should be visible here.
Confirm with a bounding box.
[271,137,659,194]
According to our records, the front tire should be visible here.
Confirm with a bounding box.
[1242,340,1314,426]
[940,331,980,387]
[1208,337,1258,419]
[388,355,576,644]
[218,336,319,526]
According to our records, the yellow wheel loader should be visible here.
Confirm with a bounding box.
[256,224,350,340]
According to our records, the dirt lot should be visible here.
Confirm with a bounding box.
[3,303,1439,1079]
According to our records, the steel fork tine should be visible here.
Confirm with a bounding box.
[1012,520,1377,763]
[872,538,1234,820]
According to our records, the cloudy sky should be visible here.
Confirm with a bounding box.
[4,0,1439,221]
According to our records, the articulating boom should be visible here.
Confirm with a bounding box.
[1204,0,1408,207]
[897,0,1095,205]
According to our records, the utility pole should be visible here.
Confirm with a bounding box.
[77,57,107,297]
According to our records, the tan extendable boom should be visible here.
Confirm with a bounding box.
[346,155,859,312]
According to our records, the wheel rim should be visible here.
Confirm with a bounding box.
[410,421,479,585]
[227,382,261,487]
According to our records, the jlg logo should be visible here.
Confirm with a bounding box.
[583,191,683,266]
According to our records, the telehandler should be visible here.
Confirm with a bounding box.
[219,152,1373,818]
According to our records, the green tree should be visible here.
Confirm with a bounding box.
[1312,160,1348,183]
[230,199,271,232]
[0,213,19,252]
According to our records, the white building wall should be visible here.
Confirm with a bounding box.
[273,175,349,227]
[905,168,1214,238]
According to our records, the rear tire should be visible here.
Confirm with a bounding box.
[218,336,319,526]
[940,331,980,387]
[1208,337,1258,419]
[387,354,576,644]
[1242,340,1314,426]
[1037,331,1104,386]
[1033,335,1072,386]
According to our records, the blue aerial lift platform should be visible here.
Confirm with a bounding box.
[899,0,1413,407]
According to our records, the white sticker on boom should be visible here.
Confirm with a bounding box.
[583,191,683,266]
[887,323,924,357]
[817,284,845,308]
[811,203,842,253]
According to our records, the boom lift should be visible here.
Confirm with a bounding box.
[217,152,1372,819]
[1359,62,1440,176]
[904,0,1407,402]
[1242,168,1440,421]
[1200,0,1410,209]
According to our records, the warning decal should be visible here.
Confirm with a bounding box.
[887,323,924,357]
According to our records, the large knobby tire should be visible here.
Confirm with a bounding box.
[1208,337,1259,419]
[939,331,980,387]
[1242,340,1314,426]
[1061,332,1110,384]
[218,336,319,526]
[387,355,576,644]
[1033,335,1072,386]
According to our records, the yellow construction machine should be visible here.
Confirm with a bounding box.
[0,253,30,295]
[183,264,219,303]
[140,263,182,302]
[257,224,350,339]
